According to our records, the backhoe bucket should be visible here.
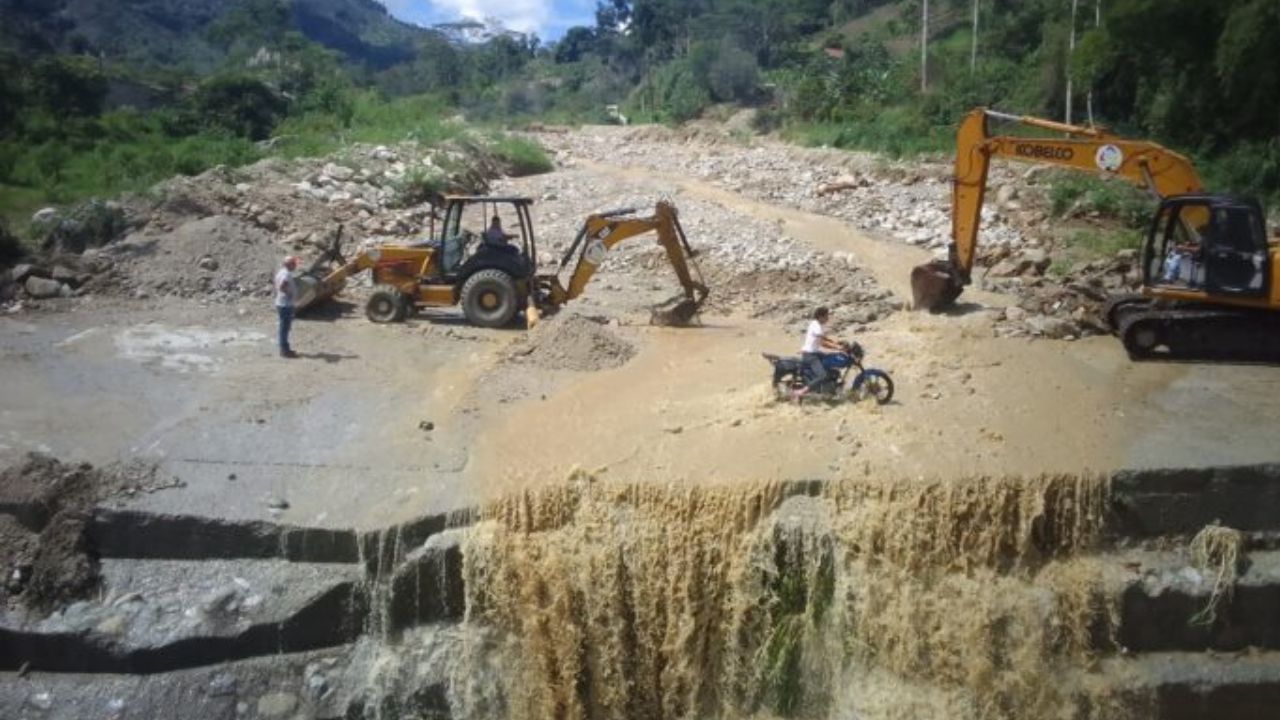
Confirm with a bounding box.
[651,297,704,327]
[910,259,964,312]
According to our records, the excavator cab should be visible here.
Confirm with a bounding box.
[1144,195,1269,298]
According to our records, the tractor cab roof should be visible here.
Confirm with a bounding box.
[443,195,534,206]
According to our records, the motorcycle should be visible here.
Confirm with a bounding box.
[762,342,895,405]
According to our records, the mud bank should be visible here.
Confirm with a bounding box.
[3,465,1280,719]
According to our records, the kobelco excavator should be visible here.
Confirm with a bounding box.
[912,108,1279,360]
[295,196,708,328]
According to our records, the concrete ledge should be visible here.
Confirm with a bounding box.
[1109,464,1280,537]
[1099,651,1280,720]
[0,560,369,674]
[89,510,361,564]
[1114,550,1280,653]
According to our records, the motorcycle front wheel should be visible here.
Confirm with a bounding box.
[850,369,894,405]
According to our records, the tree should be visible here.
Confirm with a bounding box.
[192,74,286,140]
[30,56,108,120]
[555,26,598,64]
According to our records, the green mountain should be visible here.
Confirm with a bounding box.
[0,0,429,72]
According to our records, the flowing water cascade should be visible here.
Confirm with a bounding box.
[384,470,1144,720]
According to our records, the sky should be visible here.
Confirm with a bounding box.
[380,0,597,40]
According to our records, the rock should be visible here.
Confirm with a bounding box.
[197,256,220,272]
[323,163,355,182]
[95,615,127,636]
[1026,315,1075,339]
[32,207,58,225]
[1023,165,1051,184]
[267,497,289,511]
[10,263,42,283]
[419,420,435,431]
[24,276,68,299]
[208,672,237,697]
[1022,247,1050,272]
[996,184,1019,206]
[1004,305,1027,322]
[203,587,239,613]
[989,260,1023,278]
[256,692,298,718]
[305,672,329,701]
[27,691,53,711]
[664,425,683,435]
[51,266,89,287]
[1115,248,1138,262]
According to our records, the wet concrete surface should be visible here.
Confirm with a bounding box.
[0,305,504,530]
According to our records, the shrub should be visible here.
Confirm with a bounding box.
[191,74,287,141]
[488,136,553,176]
[1048,174,1153,228]
[0,217,24,265]
[392,166,447,208]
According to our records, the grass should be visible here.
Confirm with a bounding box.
[487,135,553,176]
[783,106,951,158]
[0,90,555,236]
[1047,173,1155,228]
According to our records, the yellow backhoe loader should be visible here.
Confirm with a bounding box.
[912,108,1280,360]
[295,196,708,328]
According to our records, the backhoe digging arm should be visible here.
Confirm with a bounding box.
[913,108,1204,311]
[540,200,709,325]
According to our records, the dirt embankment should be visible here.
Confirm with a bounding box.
[1,454,175,611]
[1,138,522,312]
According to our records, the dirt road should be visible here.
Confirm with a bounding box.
[2,127,1279,530]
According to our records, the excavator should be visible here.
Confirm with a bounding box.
[294,196,708,328]
[911,108,1280,360]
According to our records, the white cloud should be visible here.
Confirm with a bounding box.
[382,0,596,39]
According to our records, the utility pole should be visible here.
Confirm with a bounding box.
[971,0,979,74]
[921,0,929,92]
[1087,0,1100,126]
[1066,0,1078,124]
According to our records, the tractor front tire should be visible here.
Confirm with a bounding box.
[461,269,518,328]
[366,284,408,324]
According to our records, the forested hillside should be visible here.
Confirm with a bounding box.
[532,0,1280,206]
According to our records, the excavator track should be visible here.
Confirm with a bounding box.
[1110,298,1280,362]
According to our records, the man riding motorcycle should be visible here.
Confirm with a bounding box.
[795,306,845,401]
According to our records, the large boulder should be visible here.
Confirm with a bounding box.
[24,275,70,299]
[39,200,129,255]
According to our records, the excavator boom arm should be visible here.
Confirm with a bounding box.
[914,108,1203,311]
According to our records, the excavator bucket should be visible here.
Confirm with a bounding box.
[910,259,964,312]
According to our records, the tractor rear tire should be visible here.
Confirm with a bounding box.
[366,284,408,324]
[461,269,518,328]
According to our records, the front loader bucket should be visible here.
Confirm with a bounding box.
[292,272,343,312]
[910,260,964,312]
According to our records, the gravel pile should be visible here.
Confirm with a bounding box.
[507,313,636,372]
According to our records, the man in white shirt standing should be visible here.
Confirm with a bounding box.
[274,256,300,359]
[796,306,842,400]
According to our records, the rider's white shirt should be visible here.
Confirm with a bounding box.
[802,320,824,353]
